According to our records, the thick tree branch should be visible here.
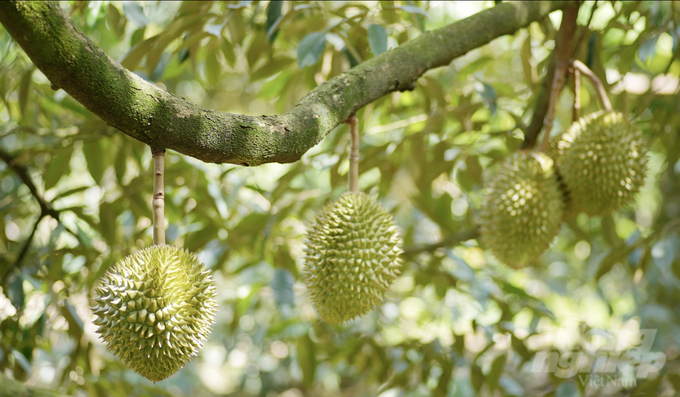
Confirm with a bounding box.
[522,5,580,149]
[0,1,577,166]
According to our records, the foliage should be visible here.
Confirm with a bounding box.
[1,1,679,396]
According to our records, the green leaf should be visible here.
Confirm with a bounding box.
[121,35,158,71]
[43,149,73,191]
[83,139,105,182]
[465,155,483,186]
[555,381,580,397]
[60,302,84,339]
[226,1,253,9]
[367,24,388,56]
[75,223,93,251]
[470,363,484,393]
[486,353,506,392]
[107,4,127,38]
[266,1,284,43]
[99,201,117,247]
[54,185,90,200]
[478,82,497,114]
[221,38,236,68]
[246,30,269,69]
[297,333,316,388]
[638,38,657,62]
[297,32,326,68]
[18,68,34,118]
[511,335,532,361]
[668,373,680,391]
[595,247,628,280]
[601,214,622,247]
[8,275,24,311]
[11,350,31,375]
[271,269,295,313]
[400,5,428,18]
[250,57,295,82]
[205,46,221,86]
[122,2,148,28]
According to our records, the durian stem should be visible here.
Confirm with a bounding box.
[152,148,166,246]
[347,115,359,193]
[572,67,580,121]
[570,60,612,111]
[538,60,568,152]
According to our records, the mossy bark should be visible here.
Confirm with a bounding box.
[0,1,577,166]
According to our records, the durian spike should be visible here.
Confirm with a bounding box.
[152,148,165,246]
[570,60,612,111]
[347,115,359,193]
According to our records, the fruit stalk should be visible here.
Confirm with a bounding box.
[152,148,165,246]
[348,115,359,193]
[572,67,580,121]
[570,60,612,111]
[538,60,568,152]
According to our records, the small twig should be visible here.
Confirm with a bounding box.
[538,60,568,152]
[346,115,359,193]
[570,59,612,111]
[0,147,58,218]
[2,214,43,280]
[152,148,166,245]
[572,66,581,121]
[402,228,480,257]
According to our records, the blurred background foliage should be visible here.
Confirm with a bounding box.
[0,1,679,396]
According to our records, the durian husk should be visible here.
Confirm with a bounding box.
[479,151,564,268]
[91,245,218,382]
[550,110,648,216]
[303,192,402,325]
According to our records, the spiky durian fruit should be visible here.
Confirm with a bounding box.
[91,246,218,382]
[303,192,402,325]
[479,151,564,268]
[550,111,648,216]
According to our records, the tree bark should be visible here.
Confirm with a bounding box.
[0,1,577,166]
[0,373,70,397]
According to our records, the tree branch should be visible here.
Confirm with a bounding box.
[0,147,58,219]
[0,1,577,166]
[570,59,612,111]
[402,228,480,257]
[522,4,580,149]
[3,214,43,280]
[0,147,82,277]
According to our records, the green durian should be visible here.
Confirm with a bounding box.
[550,111,648,216]
[303,192,402,325]
[479,151,564,268]
[91,245,218,382]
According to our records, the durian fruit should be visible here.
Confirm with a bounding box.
[479,151,564,268]
[91,245,218,382]
[550,110,648,216]
[303,192,402,324]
